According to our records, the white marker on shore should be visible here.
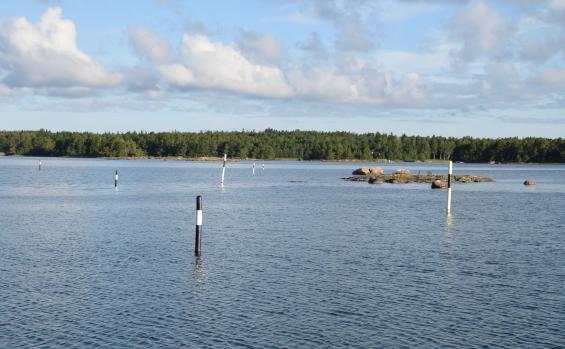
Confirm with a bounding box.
[220,154,227,186]
[447,161,452,214]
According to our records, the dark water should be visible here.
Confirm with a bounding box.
[1,158,564,348]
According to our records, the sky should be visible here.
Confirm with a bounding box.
[0,0,564,137]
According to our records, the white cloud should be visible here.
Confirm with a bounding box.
[449,1,511,62]
[0,8,120,91]
[123,25,429,106]
[549,0,565,19]
[296,32,326,57]
[159,34,293,98]
[534,68,565,86]
[287,64,428,106]
[235,30,283,65]
[376,45,453,75]
[128,26,172,63]
[0,83,13,96]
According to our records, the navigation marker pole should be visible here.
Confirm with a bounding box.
[195,196,203,256]
[253,162,256,175]
[262,164,265,171]
[220,154,227,187]
[447,161,452,215]
[38,160,42,171]
[114,170,119,191]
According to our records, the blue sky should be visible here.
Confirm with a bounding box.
[1,0,564,137]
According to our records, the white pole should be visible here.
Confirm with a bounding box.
[447,161,452,214]
[262,164,265,171]
[115,170,119,191]
[252,162,256,175]
[38,160,42,171]
[220,154,227,186]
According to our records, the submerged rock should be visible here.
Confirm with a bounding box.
[523,179,536,186]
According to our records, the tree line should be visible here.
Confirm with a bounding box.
[0,129,564,163]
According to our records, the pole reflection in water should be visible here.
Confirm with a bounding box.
[444,214,454,246]
[194,256,207,287]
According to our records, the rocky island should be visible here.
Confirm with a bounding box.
[343,167,494,188]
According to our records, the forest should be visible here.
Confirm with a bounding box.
[0,129,564,163]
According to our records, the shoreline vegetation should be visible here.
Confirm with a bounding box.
[1,129,564,163]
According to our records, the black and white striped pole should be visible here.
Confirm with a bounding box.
[114,170,119,191]
[195,196,203,256]
[447,161,452,215]
[220,154,227,187]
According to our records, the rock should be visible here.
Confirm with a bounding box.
[0,152,5,156]
[368,176,384,184]
[343,173,494,184]
[369,166,383,175]
[352,167,371,175]
[523,179,536,186]
[395,169,411,176]
[431,180,447,189]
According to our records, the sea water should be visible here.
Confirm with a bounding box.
[1,158,564,348]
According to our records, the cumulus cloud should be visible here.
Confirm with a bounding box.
[0,83,13,96]
[533,68,565,86]
[287,64,427,106]
[519,36,564,62]
[297,32,325,53]
[125,25,427,106]
[449,1,511,62]
[303,0,377,52]
[235,30,283,65]
[128,27,172,63]
[0,8,120,92]
[158,34,293,98]
[547,0,565,22]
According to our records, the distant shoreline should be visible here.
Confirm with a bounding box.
[2,154,564,165]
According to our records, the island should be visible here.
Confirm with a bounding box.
[343,167,494,186]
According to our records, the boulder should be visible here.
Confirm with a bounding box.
[369,166,384,175]
[352,167,371,175]
[395,169,411,176]
[431,180,447,189]
[523,179,536,186]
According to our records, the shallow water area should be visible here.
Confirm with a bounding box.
[1,158,564,348]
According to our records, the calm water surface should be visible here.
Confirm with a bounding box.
[1,158,564,348]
